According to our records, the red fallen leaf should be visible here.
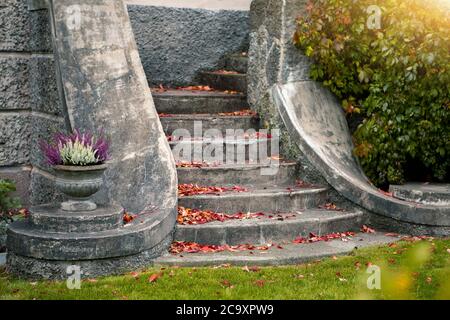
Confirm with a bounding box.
[354,262,362,270]
[213,70,240,75]
[361,225,376,234]
[170,241,270,255]
[385,233,400,237]
[218,110,258,117]
[388,243,398,248]
[178,184,248,197]
[123,212,136,224]
[151,84,168,93]
[158,113,174,118]
[176,161,212,168]
[148,273,162,283]
[220,280,234,288]
[379,189,394,197]
[177,207,264,225]
[177,85,214,92]
[254,280,266,288]
[318,203,345,211]
[248,266,261,272]
[295,180,315,188]
[293,232,355,244]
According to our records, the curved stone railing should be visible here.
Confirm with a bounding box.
[248,0,449,234]
[270,81,450,229]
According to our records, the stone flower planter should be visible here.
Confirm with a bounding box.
[54,164,107,212]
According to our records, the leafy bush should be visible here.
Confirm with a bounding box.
[294,0,449,186]
[40,129,110,166]
[0,179,21,223]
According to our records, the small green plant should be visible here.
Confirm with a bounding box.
[295,0,449,186]
[0,179,21,223]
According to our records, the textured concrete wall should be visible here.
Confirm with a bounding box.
[0,0,32,205]
[128,5,249,87]
[0,1,65,209]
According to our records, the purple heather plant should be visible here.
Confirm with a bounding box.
[40,129,110,166]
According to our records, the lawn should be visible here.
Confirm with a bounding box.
[0,238,449,300]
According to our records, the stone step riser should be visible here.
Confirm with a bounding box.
[178,189,329,213]
[175,211,365,246]
[161,116,260,136]
[155,234,400,267]
[225,55,248,74]
[170,139,279,163]
[153,94,248,114]
[177,164,297,186]
[200,72,247,93]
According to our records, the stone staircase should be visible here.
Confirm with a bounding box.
[151,53,394,266]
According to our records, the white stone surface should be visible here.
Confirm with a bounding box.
[0,253,6,266]
[125,0,251,10]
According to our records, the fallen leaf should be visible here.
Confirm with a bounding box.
[148,273,162,283]
[220,280,234,288]
[426,277,432,284]
[361,225,376,233]
[254,280,265,288]
[178,184,248,197]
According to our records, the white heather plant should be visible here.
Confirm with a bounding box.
[59,140,99,166]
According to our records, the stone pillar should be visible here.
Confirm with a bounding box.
[247,0,311,109]
[49,0,178,214]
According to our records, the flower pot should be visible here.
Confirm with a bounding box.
[54,164,107,212]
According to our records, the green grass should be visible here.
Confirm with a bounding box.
[1,239,449,300]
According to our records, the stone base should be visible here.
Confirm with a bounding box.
[6,234,173,280]
[6,203,176,279]
[390,183,450,206]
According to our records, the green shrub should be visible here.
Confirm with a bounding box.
[0,179,21,223]
[294,0,449,186]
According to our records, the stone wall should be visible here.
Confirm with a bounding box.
[128,5,249,87]
[0,0,66,209]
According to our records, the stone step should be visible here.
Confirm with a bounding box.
[178,185,329,213]
[152,89,248,114]
[155,233,399,267]
[160,113,260,136]
[169,137,279,162]
[6,208,175,262]
[389,183,450,206]
[225,53,248,73]
[200,71,247,93]
[177,161,297,186]
[175,209,365,246]
[28,204,124,233]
